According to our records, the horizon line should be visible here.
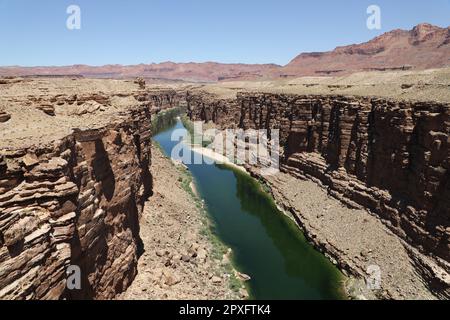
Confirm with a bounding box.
[1,22,448,69]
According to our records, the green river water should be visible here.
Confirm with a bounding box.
[153,118,343,300]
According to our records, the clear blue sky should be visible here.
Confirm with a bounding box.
[0,0,449,66]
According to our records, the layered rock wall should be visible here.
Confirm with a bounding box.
[0,91,177,300]
[186,92,450,264]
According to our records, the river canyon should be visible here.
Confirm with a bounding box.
[0,69,449,300]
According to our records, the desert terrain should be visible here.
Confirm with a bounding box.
[0,21,449,300]
[1,66,449,299]
[1,67,449,150]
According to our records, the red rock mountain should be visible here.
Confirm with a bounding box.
[0,62,279,82]
[0,23,448,81]
[275,23,450,77]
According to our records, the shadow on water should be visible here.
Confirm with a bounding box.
[153,119,344,300]
[152,108,183,136]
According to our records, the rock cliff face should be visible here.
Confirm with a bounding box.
[186,92,450,267]
[0,91,177,300]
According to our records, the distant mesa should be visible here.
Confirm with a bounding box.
[275,23,450,78]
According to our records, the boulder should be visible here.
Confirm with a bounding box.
[0,111,11,123]
[211,276,222,284]
[22,153,39,167]
[36,104,56,116]
[162,269,181,286]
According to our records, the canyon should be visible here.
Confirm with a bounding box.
[185,88,450,299]
[186,91,450,263]
[0,67,449,299]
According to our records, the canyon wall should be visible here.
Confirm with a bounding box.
[0,90,178,300]
[186,92,450,266]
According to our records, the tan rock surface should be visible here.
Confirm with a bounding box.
[0,77,183,149]
[196,67,450,102]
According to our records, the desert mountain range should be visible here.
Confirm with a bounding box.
[1,23,449,82]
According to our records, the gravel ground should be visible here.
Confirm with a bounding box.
[197,67,450,103]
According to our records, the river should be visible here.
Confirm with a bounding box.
[153,118,343,300]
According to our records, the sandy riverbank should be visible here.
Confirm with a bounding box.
[189,145,248,174]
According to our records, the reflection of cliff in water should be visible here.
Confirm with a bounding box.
[152,108,182,135]
[218,163,342,296]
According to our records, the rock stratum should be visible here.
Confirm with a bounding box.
[0,24,448,82]
[0,79,179,299]
[186,90,450,298]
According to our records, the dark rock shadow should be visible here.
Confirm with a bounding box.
[92,140,115,201]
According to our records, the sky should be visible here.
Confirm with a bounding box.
[0,0,449,66]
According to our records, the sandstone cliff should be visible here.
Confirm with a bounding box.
[0,83,179,299]
[186,91,450,295]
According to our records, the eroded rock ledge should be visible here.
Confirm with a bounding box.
[186,91,450,298]
[0,89,178,300]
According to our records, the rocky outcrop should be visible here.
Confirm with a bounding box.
[186,91,450,293]
[36,104,56,116]
[134,77,146,89]
[0,91,178,300]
